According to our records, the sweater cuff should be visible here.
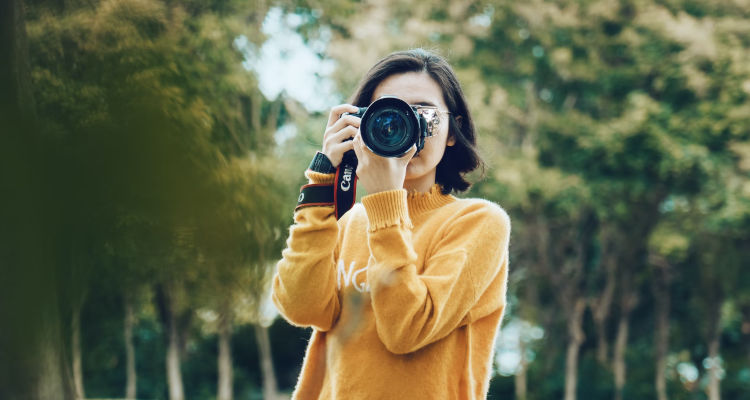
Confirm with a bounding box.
[361,189,413,231]
[305,170,335,185]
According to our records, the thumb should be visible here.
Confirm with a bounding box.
[400,144,418,161]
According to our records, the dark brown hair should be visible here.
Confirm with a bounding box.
[348,49,485,194]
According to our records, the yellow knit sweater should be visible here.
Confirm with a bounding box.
[273,172,510,400]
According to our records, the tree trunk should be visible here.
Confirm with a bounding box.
[613,287,638,400]
[72,306,85,399]
[217,306,233,400]
[654,292,669,400]
[254,324,279,400]
[0,0,35,116]
[650,255,672,400]
[742,305,750,371]
[707,337,721,400]
[515,334,528,400]
[592,263,615,366]
[591,231,617,366]
[564,299,586,400]
[155,283,187,400]
[124,299,137,399]
[165,292,185,400]
[707,300,723,400]
[613,312,629,400]
[37,313,72,400]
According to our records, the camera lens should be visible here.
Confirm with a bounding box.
[368,109,410,149]
[360,97,420,157]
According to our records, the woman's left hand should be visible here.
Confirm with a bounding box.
[352,133,417,194]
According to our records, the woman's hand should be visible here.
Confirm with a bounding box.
[352,133,417,194]
[322,104,361,168]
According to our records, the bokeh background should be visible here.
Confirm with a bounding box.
[1,0,749,399]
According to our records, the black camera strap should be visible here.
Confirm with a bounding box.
[295,183,335,211]
[295,151,358,220]
[334,151,358,220]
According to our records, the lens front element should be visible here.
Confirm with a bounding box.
[360,97,420,157]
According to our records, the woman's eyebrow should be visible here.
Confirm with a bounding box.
[412,101,437,107]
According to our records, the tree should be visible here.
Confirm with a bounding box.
[298,1,750,399]
[0,0,72,398]
[14,1,292,399]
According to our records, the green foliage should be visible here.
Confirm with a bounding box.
[297,0,750,399]
[4,0,295,397]
[5,0,749,399]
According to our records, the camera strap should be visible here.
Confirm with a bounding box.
[295,152,358,220]
[334,151,358,220]
[295,183,335,211]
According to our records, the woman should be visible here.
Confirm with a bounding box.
[272,49,510,399]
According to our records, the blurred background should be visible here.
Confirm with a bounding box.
[1,0,749,399]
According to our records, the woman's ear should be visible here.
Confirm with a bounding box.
[447,116,462,147]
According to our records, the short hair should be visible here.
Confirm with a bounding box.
[348,49,485,194]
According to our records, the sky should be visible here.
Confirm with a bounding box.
[235,7,340,113]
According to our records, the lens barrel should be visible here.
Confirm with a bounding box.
[359,96,425,157]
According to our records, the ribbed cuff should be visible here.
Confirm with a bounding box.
[305,170,335,185]
[362,189,413,231]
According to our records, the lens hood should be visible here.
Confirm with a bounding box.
[360,96,422,157]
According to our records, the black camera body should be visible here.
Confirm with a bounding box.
[344,96,429,157]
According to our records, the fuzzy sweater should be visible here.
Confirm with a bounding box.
[273,171,511,400]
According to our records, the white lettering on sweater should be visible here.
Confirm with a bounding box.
[337,259,370,293]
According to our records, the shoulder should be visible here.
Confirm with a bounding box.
[445,197,511,231]
[427,197,511,257]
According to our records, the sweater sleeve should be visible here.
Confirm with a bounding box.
[363,190,510,355]
[271,171,342,332]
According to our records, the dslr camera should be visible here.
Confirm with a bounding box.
[344,96,442,158]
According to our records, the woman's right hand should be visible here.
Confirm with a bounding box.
[322,104,361,168]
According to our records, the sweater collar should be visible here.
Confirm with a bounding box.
[406,184,455,216]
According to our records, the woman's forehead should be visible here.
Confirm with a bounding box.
[371,72,445,107]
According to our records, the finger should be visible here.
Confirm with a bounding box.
[327,104,357,127]
[323,126,358,151]
[352,133,365,162]
[334,139,355,155]
[330,125,359,142]
[324,115,361,140]
[327,104,360,127]
[400,144,418,160]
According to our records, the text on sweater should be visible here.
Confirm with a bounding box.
[337,259,370,293]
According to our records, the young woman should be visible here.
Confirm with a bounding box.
[273,49,510,399]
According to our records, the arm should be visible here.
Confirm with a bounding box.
[272,171,343,331]
[272,104,360,331]
[363,190,510,354]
